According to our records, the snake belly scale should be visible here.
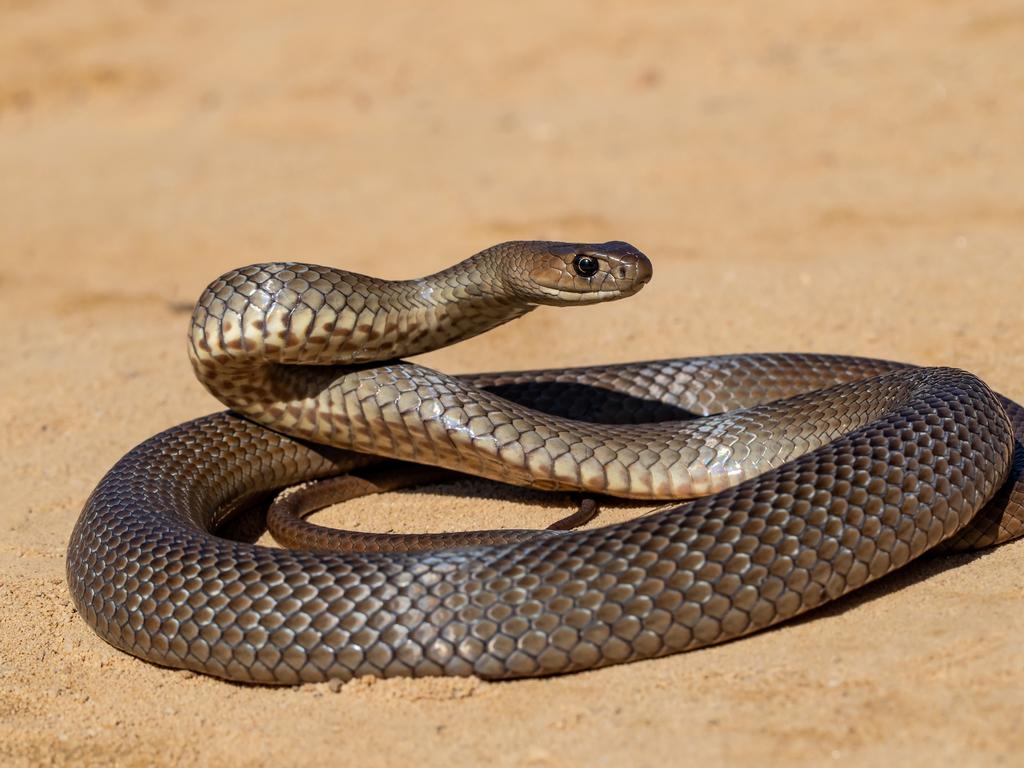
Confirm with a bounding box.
[66,241,1024,683]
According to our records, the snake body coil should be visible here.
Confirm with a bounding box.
[67,241,1024,683]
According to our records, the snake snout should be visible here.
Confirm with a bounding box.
[616,244,653,286]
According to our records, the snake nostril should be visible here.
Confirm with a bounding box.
[618,266,627,279]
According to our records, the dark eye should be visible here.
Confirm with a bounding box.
[572,254,599,277]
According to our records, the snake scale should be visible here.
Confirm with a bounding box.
[66,241,1024,684]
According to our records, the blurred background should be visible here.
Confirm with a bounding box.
[2,3,1023,765]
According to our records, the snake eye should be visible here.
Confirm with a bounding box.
[572,254,599,277]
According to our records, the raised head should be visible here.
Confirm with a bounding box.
[489,240,653,306]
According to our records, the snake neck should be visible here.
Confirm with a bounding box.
[188,255,535,415]
[400,250,538,355]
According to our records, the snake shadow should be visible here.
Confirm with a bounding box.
[479,381,704,423]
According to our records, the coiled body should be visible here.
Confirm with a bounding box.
[66,242,1024,683]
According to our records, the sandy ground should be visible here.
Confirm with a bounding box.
[2,1,1023,765]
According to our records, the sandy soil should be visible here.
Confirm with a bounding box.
[2,1,1023,765]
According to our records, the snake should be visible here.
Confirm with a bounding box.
[66,241,1024,684]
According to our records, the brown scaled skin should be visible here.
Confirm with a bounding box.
[66,241,1024,684]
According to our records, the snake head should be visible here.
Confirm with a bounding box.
[508,241,653,305]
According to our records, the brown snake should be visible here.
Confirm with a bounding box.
[66,241,1024,684]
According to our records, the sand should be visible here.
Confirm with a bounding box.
[2,1,1023,765]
